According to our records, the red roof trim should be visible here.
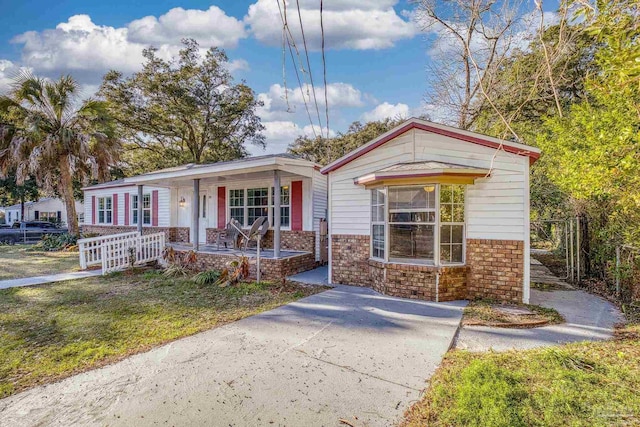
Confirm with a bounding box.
[321,122,540,175]
[355,171,488,185]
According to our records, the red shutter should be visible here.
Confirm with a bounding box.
[91,195,96,224]
[217,186,226,228]
[124,193,130,225]
[112,193,118,225]
[152,190,159,227]
[291,180,303,231]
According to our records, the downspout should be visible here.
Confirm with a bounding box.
[435,271,440,302]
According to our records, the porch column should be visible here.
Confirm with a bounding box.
[273,170,281,258]
[192,179,200,251]
[137,185,143,234]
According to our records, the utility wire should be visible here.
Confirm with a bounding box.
[320,0,329,140]
[295,0,324,138]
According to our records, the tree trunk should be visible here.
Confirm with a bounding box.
[59,155,78,235]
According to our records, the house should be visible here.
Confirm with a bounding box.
[3,198,84,225]
[82,154,327,279]
[321,118,540,304]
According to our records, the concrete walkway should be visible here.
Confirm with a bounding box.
[456,258,625,351]
[0,285,466,427]
[287,265,330,286]
[0,270,103,290]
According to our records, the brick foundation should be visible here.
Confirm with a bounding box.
[331,234,523,302]
[81,225,190,243]
[185,250,316,281]
[467,239,524,302]
[206,229,316,258]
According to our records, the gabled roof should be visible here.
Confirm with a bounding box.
[4,197,57,210]
[320,118,541,175]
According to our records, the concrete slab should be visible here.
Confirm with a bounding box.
[456,289,625,351]
[0,270,103,290]
[0,285,466,427]
[287,265,330,286]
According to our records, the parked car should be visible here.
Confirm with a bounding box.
[0,221,67,244]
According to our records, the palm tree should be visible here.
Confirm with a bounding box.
[0,73,120,235]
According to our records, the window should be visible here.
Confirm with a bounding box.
[229,189,245,225]
[97,196,112,224]
[132,194,151,225]
[370,184,465,265]
[440,185,465,264]
[39,212,58,222]
[271,186,290,227]
[371,189,385,259]
[229,185,291,228]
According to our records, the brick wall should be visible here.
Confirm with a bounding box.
[331,234,371,287]
[331,234,522,303]
[467,239,524,302]
[187,250,316,281]
[82,225,190,243]
[206,228,316,257]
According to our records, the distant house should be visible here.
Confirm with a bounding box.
[4,198,84,225]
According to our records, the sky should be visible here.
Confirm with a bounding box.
[0,0,559,156]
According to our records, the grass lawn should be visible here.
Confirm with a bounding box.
[402,332,640,427]
[0,245,80,280]
[0,269,326,398]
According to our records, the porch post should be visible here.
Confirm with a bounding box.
[137,185,143,234]
[192,179,200,251]
[273,170,281,258]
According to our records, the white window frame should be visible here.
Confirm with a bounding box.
[228,185,291,229]
[131,193,152,225]
[97,196,112,224]
[371,188,386,260]
[370,184,466,266]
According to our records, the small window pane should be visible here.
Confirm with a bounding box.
[451,225,464,243]
[230,207,244,225]
[440,204,453,222]
[143,194,151,209]
[452,245,463,262]
[106,211,112,223]
[105,198,112,210]
[389,187,435,210]
[143,210,151,224]
[372,224,385,259]
[98,198,104,210]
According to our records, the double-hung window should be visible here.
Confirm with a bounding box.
[97,196,112,224]
[370,184,465,265]
[132,194,151,225]
[229,186,291,228]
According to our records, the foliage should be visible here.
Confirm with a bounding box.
[288,118,403,165]
[162,247,198,277]
[0,73,120,234]
[0,173,39,213]
[402,339,640,426]
[216,255,250,287]
[99,39,264,175]
[31,233,78,252]
[192,269,221,286]
[0,271,325,397]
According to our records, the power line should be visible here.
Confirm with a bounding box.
[295,0,324,138]
[320,0,329,140]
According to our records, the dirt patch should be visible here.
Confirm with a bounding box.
[463,299,564,328]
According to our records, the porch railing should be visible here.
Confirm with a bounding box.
[78,231,140,269]
[101,232,165,274]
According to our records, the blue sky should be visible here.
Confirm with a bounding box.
[0,0,558,155]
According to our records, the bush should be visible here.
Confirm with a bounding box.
[31,233,78,252]
[193,270,221,286]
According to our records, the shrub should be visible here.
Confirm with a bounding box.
[192,270,221,286]
[31,233,78,252]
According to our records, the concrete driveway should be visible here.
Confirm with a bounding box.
[0,285,466,427]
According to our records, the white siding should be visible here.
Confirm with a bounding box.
[4,198,83,224]
[312,169,328,260]
[84,185,170,227]
[328,128,528,241]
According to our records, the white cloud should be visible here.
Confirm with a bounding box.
[11,8,247,81]
[128,6,246,48]
[0,60,32,94]
[246,0,418,50]
[361,102,410,122]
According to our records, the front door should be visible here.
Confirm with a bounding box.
[199,191,209,243]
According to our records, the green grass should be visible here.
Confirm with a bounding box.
[402,336,640,426]
[0,269,326,397]
[0,245,80,280]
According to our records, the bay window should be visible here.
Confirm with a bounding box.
[370,184,465,265]
[97,196,112,224]
[229,185,291,228]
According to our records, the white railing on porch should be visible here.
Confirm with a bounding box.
[78,231,140,269]
[101,232,165,274]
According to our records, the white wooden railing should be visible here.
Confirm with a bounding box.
[101,232,165,274]
[78,231,140,269]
